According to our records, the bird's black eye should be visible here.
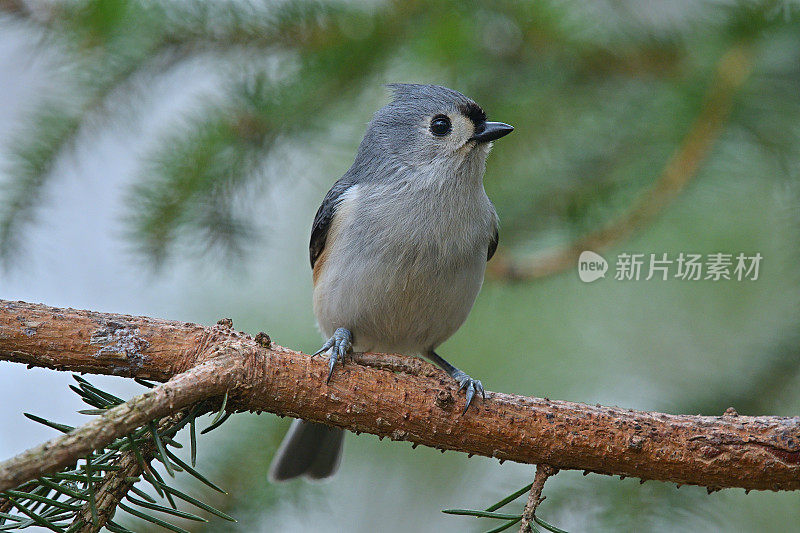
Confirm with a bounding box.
[429,115,452,136]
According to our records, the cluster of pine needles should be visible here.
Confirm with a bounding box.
[444,482,567,533]
[0,375,234,532]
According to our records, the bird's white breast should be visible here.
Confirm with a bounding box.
[313,163,496,355]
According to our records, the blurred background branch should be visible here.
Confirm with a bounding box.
[488,44,752,281]
[0,0,26,15]
[1,0,796,269]
[1,1,799,531]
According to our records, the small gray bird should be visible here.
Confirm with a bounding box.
[269,84,513,481]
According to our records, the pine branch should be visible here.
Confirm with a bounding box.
[1,298,799,496]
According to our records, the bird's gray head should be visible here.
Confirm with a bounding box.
[354,84,513,173]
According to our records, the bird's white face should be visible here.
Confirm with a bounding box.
[421,111,481,153]
[402,109,492,173]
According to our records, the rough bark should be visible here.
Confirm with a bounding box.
[1,299,799,494]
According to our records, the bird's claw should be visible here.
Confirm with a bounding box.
[312,327,352,383]
[452,370,485,414]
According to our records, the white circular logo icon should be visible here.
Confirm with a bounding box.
[578,250,608,282]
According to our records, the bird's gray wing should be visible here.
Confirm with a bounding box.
[310,178,355,269]
[487,224,499,261]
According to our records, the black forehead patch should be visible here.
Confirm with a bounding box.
[459,102,486,127]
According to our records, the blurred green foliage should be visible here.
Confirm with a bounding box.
[1,0,800,531]
[2,0,798,265]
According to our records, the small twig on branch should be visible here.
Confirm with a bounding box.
[1,299,799,495]
[519,464,558,533]
[488,44,752,281]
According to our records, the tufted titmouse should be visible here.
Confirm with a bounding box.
[269,84,513,481]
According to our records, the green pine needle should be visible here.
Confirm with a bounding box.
[64,520,85,533]
[118,503,190,533]
[200,411,231,435]
[35,478,86,501]
[534,515,569,533]
[22,414,75,434]
[83,464,121,472]
[82,457,98,525]
[77,409,108,415]
[190,415,197,467]
[155,482,236,522]
[163,437,183,449]
[210,390,229,425]
[134,378,157,388]
[2,490,80,512]
[50,473,103,484]
[76,381,125,406]
[442,509,521,520]
[68,385,107,409]
[148,468,177,509]
[71,376,125,406]
[153,454,183,473]
[105,519,136,533]
[486,517,523,533]
[0,511,25,524]
[148,421,175,477]
[125,495,206,522]
[128,485,156,504]
[164,448,227,494]
[485,482,533,512]
[4,496,65,533]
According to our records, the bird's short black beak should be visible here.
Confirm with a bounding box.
[470,121,514,143]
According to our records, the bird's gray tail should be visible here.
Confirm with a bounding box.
[269,420,344,481]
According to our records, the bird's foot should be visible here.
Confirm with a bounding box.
[312,327,352,383]
[426,351,486,415]
[451,369,485,415]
